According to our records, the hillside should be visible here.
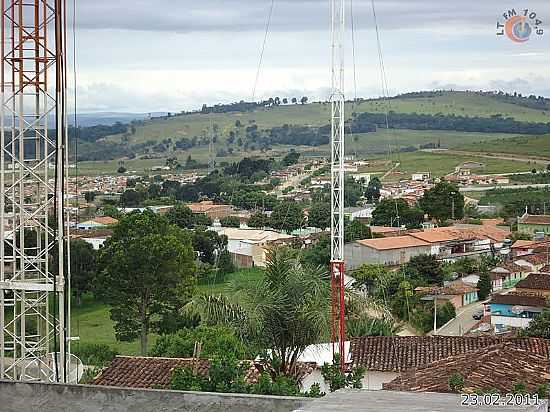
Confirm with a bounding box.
[76,90,550,176]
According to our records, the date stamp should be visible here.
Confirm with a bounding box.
[461,393,541,408]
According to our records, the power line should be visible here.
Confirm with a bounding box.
[252,0,275,101]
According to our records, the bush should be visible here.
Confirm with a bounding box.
[73,343,118,367]
[150,325,250,360]
[448,373,464,392]
[321,354,365,392]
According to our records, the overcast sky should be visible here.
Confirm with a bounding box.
[72,0,550,113]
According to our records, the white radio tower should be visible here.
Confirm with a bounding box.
[0,0,72,382]
[330,0,346,371]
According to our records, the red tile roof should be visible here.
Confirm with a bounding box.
[490,293,549,307]
[92,356,261,389]
[516,273,550,290]
[383,343,550,393]
[350,336,550,372]
[511,240,538,249]
[356,236,430,251]
[416,281,478,297]
[408,226,509,244]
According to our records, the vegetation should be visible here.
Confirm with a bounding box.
[419,182,464,222]
[372,198,424,228]
[522,310,550,339]
[478,187,550,218]
[477,272,492,300]
[95,211,196,354]
[321,354,365,392]
[448,373,465,393]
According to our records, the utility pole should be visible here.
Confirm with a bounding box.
[330,0,346,371]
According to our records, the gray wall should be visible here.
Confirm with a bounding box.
[345,242,432,269]
[0,380,312,412]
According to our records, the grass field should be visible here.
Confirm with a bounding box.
[457,134,550,159]
[71,268,264,355]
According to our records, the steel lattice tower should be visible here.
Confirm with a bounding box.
[330,0,346,371]
[0,0,69,382]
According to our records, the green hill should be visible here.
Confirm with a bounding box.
[76,90,550,175]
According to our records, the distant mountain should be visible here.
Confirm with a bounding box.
[68,112,168,127]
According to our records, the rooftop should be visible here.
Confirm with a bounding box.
[349,336,550,372]
[355,236,429,251]
[490,293,549,307]
[92,356,261,389]
[516,273,550,290]
[188,201,233,213]
[383,343,550,394]
[408,226,509,244]
[216,228,294,243]
[519,213,550,225]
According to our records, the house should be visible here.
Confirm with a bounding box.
[514,253,548,273]
[71,229,113,250]
[92,356,264,389]
[383,342,550,395]
[343,206,375,222]
[517,212,550,235]
[213,228,295,268]
[411,172,430,181]
[416,281,479,310]
[511,239,540,257]
[76,216,118,230]
[369,226,405,237]
[188,201,234,220]
[489,293,549,331]
[345,236,432,268]
[349,336,550,392]
[490,262,529,289]
[516,273,550,297]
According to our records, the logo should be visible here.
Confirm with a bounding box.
[496,8,543,43]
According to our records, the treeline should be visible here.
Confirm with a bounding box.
[477,91,550,111]
[350,111,550,135]
[478,187,550,218]
[68,122,128,143]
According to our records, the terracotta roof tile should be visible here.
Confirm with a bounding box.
[92,356,262,389]
[516,273,550,290]
[383,343,550,393]
[350,336,550,372]
[490,293,549,307]
[355,236,430,251]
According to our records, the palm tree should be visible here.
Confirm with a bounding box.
[190,247,331,377]
[189,247,397,378]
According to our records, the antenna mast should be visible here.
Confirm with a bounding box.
[330,0,346,371]
[0,0,71,382]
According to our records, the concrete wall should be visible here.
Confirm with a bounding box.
[0,380,312,412]
[345,242,432,269]
[302,370,399,394]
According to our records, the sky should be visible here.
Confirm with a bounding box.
[73,0,550,113]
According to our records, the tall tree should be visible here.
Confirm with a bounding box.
[419,182,464,222]
[70,240,97,305]
[522,310,550,339]
[477,271,492,300]
[405,254,444,286]
[270,202,305,233]
[344,219,371,242]
[372,198,424,228]
[248,212,269,228]
[96,211,196,355]
[308,202,330,230]
[365,177,382,203]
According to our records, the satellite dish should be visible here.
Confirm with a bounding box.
[511,306,524,315]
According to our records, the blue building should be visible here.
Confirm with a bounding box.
[489,293,548,332]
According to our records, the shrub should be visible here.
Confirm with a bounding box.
[321,354,366,392]
[73,343,118,367]
[448,373,465,393]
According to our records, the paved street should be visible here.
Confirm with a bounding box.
[436,301,484,336]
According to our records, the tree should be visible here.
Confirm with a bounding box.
[345,219,371,242]
[282,150,300,166]
[96,211,196,354]
[70,240,97,305]
[167,204,195,229]
[151,325,249,359]
[102,204,121,219]
[477,271,492,300]
[301,234,330,267]
[419,182,464,222]
[270,202,305,233]
[308,202,330,230]
[291,97,297,104]
[372,198,424,228]
[344,176,364,207]
[192,229,227,265]
[248,212,269,228]
[352,264,390,293]
[405,254,444,286]
[522,309,550,338]
[191,247,330,378]
[220,216,240,228]
[365,177,382,203]
[218,249,235,275]
[84,191,96,203]
[300,96,308,105]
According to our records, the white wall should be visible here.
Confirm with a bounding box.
[491,315,532,329]
[301,370,399,393]
[82,238,106,250]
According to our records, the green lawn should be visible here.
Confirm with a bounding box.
[70,268,265,356]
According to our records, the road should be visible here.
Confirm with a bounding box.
[435,301,483,336]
